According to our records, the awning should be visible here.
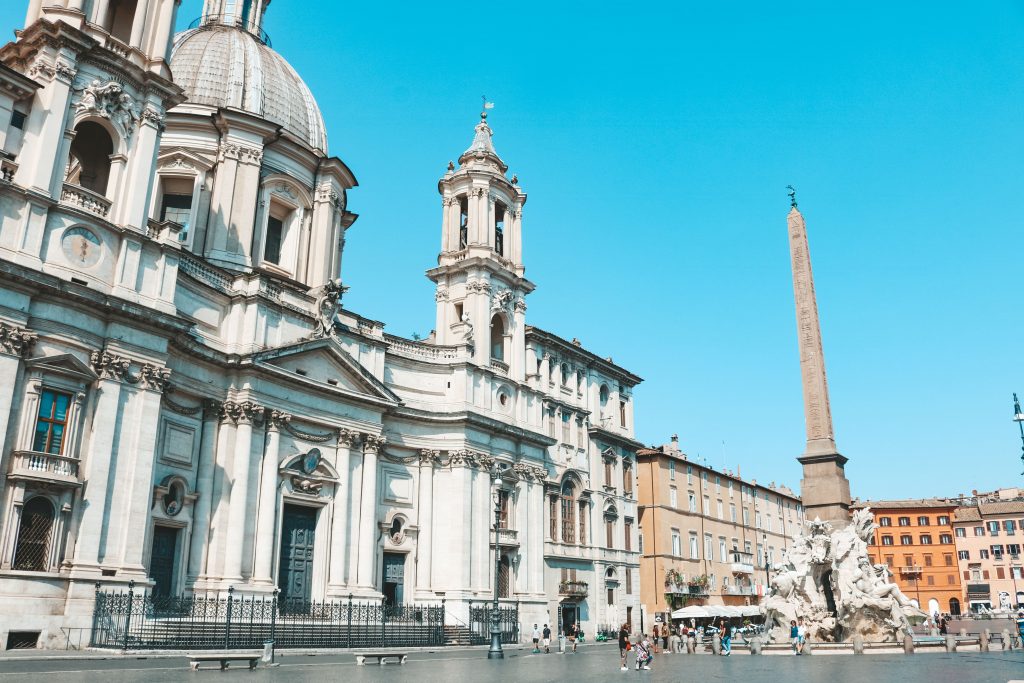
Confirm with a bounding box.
[671,606,710,619]
[966,583,990,596]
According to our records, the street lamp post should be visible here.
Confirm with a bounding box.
[762,532,771,590]
[488,467,505,660]
[1013,393,1024,475]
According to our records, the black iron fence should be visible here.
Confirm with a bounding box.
[90,583,444,650]
[468,601,519,645]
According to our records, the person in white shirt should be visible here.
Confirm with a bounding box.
[796,617,807,654]
[531,624,541,653]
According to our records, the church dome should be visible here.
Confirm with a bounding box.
[170,24,328,152]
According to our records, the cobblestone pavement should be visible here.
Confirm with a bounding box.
[0,644,1022,682]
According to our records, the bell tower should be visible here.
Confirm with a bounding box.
[428,112,533,381]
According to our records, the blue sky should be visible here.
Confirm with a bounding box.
[4,2,1022,499]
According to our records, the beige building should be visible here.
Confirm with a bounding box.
[953,488,1024,612]
[636,436,802,627]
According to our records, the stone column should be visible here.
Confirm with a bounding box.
[511,299,527,383]
[222,401,262,582]
[128,0,151,50]
[356,434,384,588]
[533,477,546,592]
[69,352,128,571]
[16,54,75,195]
[252,410,287,585]
[116,103,163,232]
[0,324,34,494]
[119,371,168,571]
[415,450,436,591]
[187,400,222,580]
[328,428,357,589]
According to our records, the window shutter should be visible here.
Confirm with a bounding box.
[962,570,969,580]
[996,567,1005,579]
[982,570,990,579]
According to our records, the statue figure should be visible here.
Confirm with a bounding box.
[461,312,474,346]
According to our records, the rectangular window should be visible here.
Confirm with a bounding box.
[944,553,953,566]
[33,389,72,455]
[980,549,990,559]
[623,466,633,495]
[607,587,614,606]
[955,527,966,538]
[688,492,696,512]
[917,516,930,526]
[958,550,969,560]
[879,517,892,527]
[920,534,932,545]
[1005,520,1016,535]
[605,459,613,487]
[686,465,692,484]
[669,487,678,509]
[924,554,933,567]
[619,400,627,427]
[947,574,955,585]
[900,535,912,545]
[939,534,952,544]
[882,535,894,546]
[1007,544,1021,556]
[719,538,727,563]
[996,567,1005,579]
[988,521,1000,536]
[703,496,710,515]
[898,517,911,526]
[160,192,192,231]
[669,460,676,480]
[264,215,284,264]
[991,544,1004,559]
[625,569,632,594]
[975,527,985,536]
[717,500,723,520]
[743,508,750,526]
[671,530,681,557]
[561,412,571,443]
[624,521,632,552]
[606,518,614,548]
[704,534,713,559]
[937,515,950,525]
[638,532,643,555]
[715,476,720,493]
[10,109,26,129]
[689,534,699,559]
[730,504,737,523]
[549,497,557,540]
[926,575,934,586]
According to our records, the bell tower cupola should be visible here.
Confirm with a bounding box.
[428,111,533,380]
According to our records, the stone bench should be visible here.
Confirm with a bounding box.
[187,652,261,671]
[354,651,409,666]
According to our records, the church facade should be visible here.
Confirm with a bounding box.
[0,0,642,647]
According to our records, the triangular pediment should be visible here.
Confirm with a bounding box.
[253,337,400,405]
[156,147,214,173]
[25,353,98,382]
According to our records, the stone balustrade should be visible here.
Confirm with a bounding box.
[9,450,81,487]
[61,183,111,218]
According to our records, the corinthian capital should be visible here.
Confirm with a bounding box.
[0,323,37,358]
[337,428,361,447]
[362,433,387,453]
[90,350,130,381]
[139,364,171,392]
[267,410,292,430]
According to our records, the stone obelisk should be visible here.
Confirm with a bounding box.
[786,188,851,524]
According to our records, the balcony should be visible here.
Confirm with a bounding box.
[492,527,519,547]
[725,585,757,595]
[61,183,111,219]
[8,450,81,488]
[559,580,588,597]
[898,565,923,576]
[0,158,17,183]
[731,551,754,574]
[667,583,709,597]
[489,358,509,375]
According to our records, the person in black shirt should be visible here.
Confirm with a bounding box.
[542,624,552,653]
[618,623,630,671]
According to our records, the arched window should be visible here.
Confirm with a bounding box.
[108,0,138,43]
[498,555,511,598]
[490,315,505,361]
[599,384,610,406]
[494,201,506,256]
[66,121,114,195]
[948,597,960,616]
[458,196,469,249]
[560,363,570,386]
[560,481,576,544]
[13,497,55,572]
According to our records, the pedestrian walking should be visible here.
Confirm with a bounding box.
[569,621,579,653]
[651,624,660,653]
[796,616,807,655]
[542,624,551,653]
[939,616,948,635]
[789,620,799,654]
[618,623,631,671]
[532,624,541,653]
[720,619,731,656]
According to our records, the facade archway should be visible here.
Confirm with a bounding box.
[948,597,960,615]
[66,121,114,195]
[13,497,55,572]
[490,314,505,361]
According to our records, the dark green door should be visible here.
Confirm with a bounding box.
[278,505,316,604]
[382,552,405,607]
[150,526,179,598]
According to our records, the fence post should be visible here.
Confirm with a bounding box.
[381,597,387,647]
[123,580,134,652]
[271,589,278,652]
[225,586,234,650]
[91,582,101,648]
[441,598,446,646]
[347,594,353,649]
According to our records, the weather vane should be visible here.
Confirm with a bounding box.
[786,185,798,208]
[480,95,494,120]
[1013,393,1024,474]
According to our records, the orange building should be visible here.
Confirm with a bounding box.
[855,499,963,617]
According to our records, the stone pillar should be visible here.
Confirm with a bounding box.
[749,637,762,655]
[531,472,545,594]
[16,55,75,195]
[415,450,436,591]
[328,429,357,589]
[980,629,990,652]
[356,434,384,588]
[711,633,721,655]
[511,299,526,383]
[119,376,167,571]
[69,354,128,571]
[852,634,864,654]
[128,0,150,49]
[944,634,956,652]
[1001,628,1011,650]
[222,401,262,582]
[252,410,286,585]
[187,400,222,580]
[902,632,914,653]
[115,101,163,232]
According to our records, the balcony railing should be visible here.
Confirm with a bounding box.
[667,583,710,597]
[898,565,923,576]
[725,585,757,595]
[9,450,81,487]
[492,527,519,547]
[489,358,509,375]
[731,562,754,575]
[559,580,588,597]
[0,158,17,183]
[61,183,111,218]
